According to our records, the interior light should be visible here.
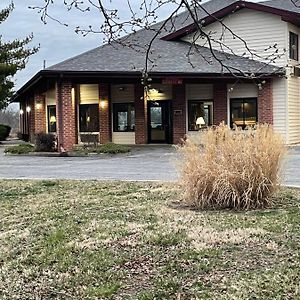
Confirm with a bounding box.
[196,117,206,129]
[50,116,56,123]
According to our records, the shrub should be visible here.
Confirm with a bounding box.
[4,144,34,154]
[0,124,11,141]
[95,143,130,154]
[35,133,56,152]
[177,124,286,210]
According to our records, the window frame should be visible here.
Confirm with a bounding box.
[47,105,57,133]
[113,102,135,132]
[230,97,258,129]
[79,103,100,133]
[187,100,213,131]
[289,31,299,61]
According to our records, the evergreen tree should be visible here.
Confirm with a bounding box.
[0,4,38,109]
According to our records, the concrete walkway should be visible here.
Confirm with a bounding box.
[0,141,299,186]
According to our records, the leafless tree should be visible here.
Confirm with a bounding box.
[29,0,294,86]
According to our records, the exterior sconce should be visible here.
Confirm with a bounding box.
[26,106,31,113]
[36,103,42,110]
[119,87,126,91]
[20,109,24,115]
[100,100,106,109]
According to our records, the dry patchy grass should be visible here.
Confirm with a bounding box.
[0,180,300,299]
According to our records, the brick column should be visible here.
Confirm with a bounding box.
[172,84,186,144]
[135,84,148,144]
[56,80,76,152]
[213,83,228,125]
[34,94,46,134]
[28,98,35,142]
[99,84,111,144]
[258,79,273,124]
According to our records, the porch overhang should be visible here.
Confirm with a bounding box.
[12,69,285,103]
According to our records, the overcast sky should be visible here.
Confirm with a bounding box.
[2,0,261,96]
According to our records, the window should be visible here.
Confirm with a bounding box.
[47,105,56,133]
[79,104,99,132]
[188,101,213,131]
[113,103,135,132]
[290,32,299,60]
[230,98,257,128]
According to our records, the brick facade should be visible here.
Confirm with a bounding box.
[135,84,148,144]
[34,94,46,134]
[56,80,76,152]
[213,83,228,125]
[172,84,186,144]
[258,79,273,124]
[99,84,111,143]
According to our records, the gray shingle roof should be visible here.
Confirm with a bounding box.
[46,0,283,76]
[260,0,300,13]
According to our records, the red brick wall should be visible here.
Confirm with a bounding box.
[135,84,148,144]
[56,81,76,152]
[213,83,228,125]
[258,79,273,124]
[99,84,111,144]
[34,94,46,134]
[172,85,186,144]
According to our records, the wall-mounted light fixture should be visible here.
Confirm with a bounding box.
[20,109,24,115]
[100,100,106,109]
[26,106,31,113]
[36,103,42,110]
[119,86,126,91]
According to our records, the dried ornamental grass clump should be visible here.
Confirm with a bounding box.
[177,124,286,210]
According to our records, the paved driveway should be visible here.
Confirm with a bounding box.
[0,143,299,186]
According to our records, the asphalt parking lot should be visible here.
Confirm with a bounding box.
[0,142,299,186]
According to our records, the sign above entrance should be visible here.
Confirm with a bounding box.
[162,77,183,85]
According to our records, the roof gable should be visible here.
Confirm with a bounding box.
[162,0,300,41]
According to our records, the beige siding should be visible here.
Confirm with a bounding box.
[186,84,213,100]
[46,89,56,106]
[287,77,300,143]
[182,9,287,67]
[273,78,288,142]
[111,84,135,103]
[80,84,99,104]
[228,83,258,98]
[112,132,135,144]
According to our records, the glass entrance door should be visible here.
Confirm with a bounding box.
[148,101,172,143]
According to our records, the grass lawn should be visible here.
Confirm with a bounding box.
[0,180,300,299]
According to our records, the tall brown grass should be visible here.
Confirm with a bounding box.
[177,124,286,210]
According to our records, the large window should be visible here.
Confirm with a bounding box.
[188,101,213,131]
[113,103,135,132]
[230,98,257,128]
[79,104,99,132]
[290,32,299,61]
[47,105,57,133]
